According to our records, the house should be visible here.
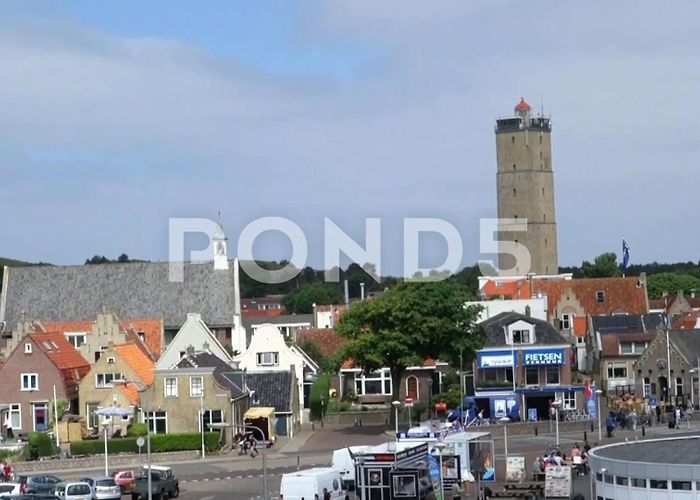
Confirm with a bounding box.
[465,296,548,323]
[246,371,298,437]
[78,342,155,435]
[0,332,89,436]
[156,313,232,369]
[633,328,700,407]
[473,312,585,421]
[648,290,700,317]
[233,324,318,424]
[590,314,664,395]
[241,296,284,318]
[145,348,248,443]
[0,223,246,353]
[242,314,313,346]
[296,328,346,358]
[313,304,349,329]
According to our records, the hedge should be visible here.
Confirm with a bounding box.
[70,432,219,456]
[309,373,330,420]
[27,432,58,458]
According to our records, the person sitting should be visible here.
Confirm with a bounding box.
[570,443,581,458]
[531,456,543,480]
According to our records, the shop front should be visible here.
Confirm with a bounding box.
[474,351,519,420]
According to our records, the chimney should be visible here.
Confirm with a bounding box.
[186,344,195,356]
[691,289,696,299]
[202,341,210,352]
[360,282,365,301]
[344,280,350,305]
[525,305,531,318]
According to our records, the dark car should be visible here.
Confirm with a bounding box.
[0,495,61,500]
[23,475,63,494]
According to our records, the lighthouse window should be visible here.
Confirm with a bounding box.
[545,238,548,247]
[512,136,515,144]
[543,214,546,223]
[539,135,542,144]
[513,188,516,197]
[539,151,543,159]
[542,187,545,196]
[512,164,516,171]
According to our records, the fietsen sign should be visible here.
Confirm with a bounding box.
[523,349,564,366]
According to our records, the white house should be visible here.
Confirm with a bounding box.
[232,324,318,423]
[156,313,232,369]
[466,296,549,323]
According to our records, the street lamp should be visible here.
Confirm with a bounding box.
[101,423,110,476]
[392,401,401,442]
[434,442,446,500]
[114,379,152,500]
[200,392,206,459]
[552,400,561,446]
[595,389,604,442]
[209,421,269,500]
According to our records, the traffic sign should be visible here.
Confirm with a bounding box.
[136,436,145,447]
[404,396,414,407]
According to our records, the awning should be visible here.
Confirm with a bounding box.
[244,407,275,419]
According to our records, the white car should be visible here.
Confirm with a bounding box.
[54,481,93,500]
[80,475,122,499]
[0,482,22,496]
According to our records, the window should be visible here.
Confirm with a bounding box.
[65,333,86,349]
[649,479,667,489]
[144,411,167,434]
[620,341,648,355]
[199,409,223,432]
[164,378,178,398]
[543,214,546,223]
[676,377,683,395]
[631,478,646,488]
[95,373,123,389]
[542,187,545,196]
[511,137,515,144]
[607,362,627,379]
[9,404,21,430]
[672,481,691,491]
[595,472,602,482]
[86,403,99,430]
[512,330,530,344]
[604,473,613,484]
[596,291,605,303]
[256,352,279,366]
[21,373,38,391]
[24,343,32,353]
[561,314,571,330]
[545,238,548,247]
[616,476,628,486]
[179,351,186,359]
[190,376,203,397]
[525,367,539,385]
[546,366,559,385]
[563,391,576,410]
[512,188,517,197]
[355,369,392,396]
[643,377,651,397]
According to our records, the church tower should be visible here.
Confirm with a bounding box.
[213,216,229,271]
[495,98,558,276]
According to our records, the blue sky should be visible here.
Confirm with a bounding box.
[2,1,700,276]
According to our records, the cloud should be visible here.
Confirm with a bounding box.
[1,2,699,273]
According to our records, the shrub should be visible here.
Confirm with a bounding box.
[69,432,219,456]
[411,401,429,422]
[327,400,350,413]
[309,374,330,420]
[341,389,357,403]
[127,423,148,437]
[26,432,58,459]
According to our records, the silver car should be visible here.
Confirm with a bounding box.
[79,476,122,500]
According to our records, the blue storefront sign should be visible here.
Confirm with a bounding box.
[478,351,516,368]
[523,349,564,366]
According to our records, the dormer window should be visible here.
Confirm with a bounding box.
[512,330,530,344]
[24,343,32,354]
[596,291,605,303]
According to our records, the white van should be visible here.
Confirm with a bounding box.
[280,467,347,500]
[331,446,371,491]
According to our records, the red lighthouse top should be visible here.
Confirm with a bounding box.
[514,97,531,112]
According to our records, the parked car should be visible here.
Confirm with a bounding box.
[280,468,347,500]
[131,465,179,500]
[112,470,136,494]
[24,476,63,494]
[78,477,121,500]
[52,482,92,500]
[0,495,60,500]
[0,483,23,496]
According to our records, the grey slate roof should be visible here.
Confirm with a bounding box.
[175,351,247,399]
[241,314,313,331]
[592,436,700,465]
[0,261,238,331]
[480,312,567,346]
[668,329,700,366]
[244,371,293,413]
[592,313,665,334]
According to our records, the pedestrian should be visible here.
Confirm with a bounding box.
[606,412,615,438]
[3,461,12,482]
[249,435,258,458]
[531,456,542,480]
[655,405,661,425]
[675,406,682,429]
[323,487,331,500]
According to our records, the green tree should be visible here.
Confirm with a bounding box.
[282,283,344,314]
[296,340,330,373]
[646,273,700,299]
[334,281,484,425]
[581,252,621,278]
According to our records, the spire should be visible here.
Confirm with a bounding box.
[213,212,229,270]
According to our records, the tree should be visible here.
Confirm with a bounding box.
[296,340,330,373]
[334,281,484,425]
[581,252,621,278]
[646,273,700,299]
[282,282,344,314]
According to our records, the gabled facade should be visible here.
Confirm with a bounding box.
[156,313,232,369]
[78,342,155,432]
[0,332,89,435]
[233,324,317,424]
[246,371,298,437]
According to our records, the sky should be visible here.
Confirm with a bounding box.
[2,1,700,277]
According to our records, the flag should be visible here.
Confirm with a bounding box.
[621,239,630,276]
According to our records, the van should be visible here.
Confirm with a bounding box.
[331,446,371,491]
[280,468,347,500]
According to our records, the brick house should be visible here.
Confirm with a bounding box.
[0,332,89,436]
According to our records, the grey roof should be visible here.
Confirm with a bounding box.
[668,329,700,366]
[480,312,567,346]
[174,351,247,399]
[242,314,313,330]
[0,261,238,330]
[592,437,700,465]
[245,371,293,413]
[592,313,665,334]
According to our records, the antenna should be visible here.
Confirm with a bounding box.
[540,92,544,117]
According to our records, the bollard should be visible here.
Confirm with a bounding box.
[590,422,594,432]
[534,427,538,436]
[311,421,315,431]
[642,425,645,437]
[297,455,300,471]
[583,431,587,443]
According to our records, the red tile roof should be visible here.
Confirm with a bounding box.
[573,316,587,336]
[297,328,346,357]
[672,311,700,329]
[114,343,154,403]
[29,332,90,394]
[242,308,285,318]
[480,279,531,299]
[534,277,648,318]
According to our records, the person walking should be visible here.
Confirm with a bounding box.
[249,435,259,458]
[606,412,615,438]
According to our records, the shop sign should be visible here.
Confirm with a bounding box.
[478,351,515,368]
[523,349,564,366]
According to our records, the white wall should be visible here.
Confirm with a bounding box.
[156,313,232,369]
[466,296,548,323]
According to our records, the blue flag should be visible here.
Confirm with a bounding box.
[621,239,630,275]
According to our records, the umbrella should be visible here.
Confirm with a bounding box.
[95,406,131,417]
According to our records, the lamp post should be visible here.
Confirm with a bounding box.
[435,442,446,500]
[392,401,401,443]
[102,422,110,476]
[115,379,152,500]
[499,416,511,460]
[552,400,561,446]
[200,392,206,459]
[595,389,603,442]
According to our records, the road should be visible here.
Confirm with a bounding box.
[38,421,700,499]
